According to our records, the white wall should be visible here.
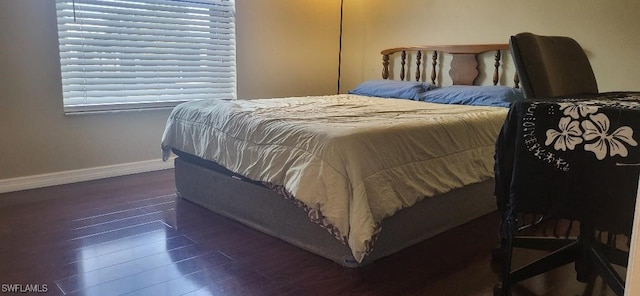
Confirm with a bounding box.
[340,0,640,92]
[0,0,340,181]
[236,0,341,99]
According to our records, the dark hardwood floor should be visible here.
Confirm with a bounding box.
[0,169,622,295]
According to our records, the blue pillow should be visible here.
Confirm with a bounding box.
[419,85,524,107]
[348,80,435,100]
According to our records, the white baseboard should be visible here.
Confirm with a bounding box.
[0,158,175,194]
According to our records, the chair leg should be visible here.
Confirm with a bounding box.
[576,223,595,283]
[496,227,515,296]
[590,246,625,296]
[494,242,578,296]
[598,244,630,267]
[512,236,576,251]
[493,236,576,263]
[509,240,580,283]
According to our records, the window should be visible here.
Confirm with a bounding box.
[55,0,236,114]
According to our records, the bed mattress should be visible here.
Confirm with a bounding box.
[161,94,509,262]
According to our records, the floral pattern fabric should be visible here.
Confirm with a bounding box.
[547,98,638,161]
[495,92,640,236]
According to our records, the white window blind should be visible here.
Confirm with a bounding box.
[55,0,236,114]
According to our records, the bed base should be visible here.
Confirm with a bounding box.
[174,157,497,268]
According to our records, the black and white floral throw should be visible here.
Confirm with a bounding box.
[495,92,640,236]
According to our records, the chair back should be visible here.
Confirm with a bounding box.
[509,32,598,99]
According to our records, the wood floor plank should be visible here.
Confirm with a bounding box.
[63,252,225,296]
[54,235,196,279]
[121,269,213,296]
[0,169,624,296]
[56,244,217,294]
[70,195,176,228]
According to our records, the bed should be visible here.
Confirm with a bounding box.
[161,44,521,267]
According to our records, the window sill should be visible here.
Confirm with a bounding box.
[63,101,193,115]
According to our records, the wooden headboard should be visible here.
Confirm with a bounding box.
[381,44,519,88]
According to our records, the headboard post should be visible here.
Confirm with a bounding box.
[493,50,501,85]
[431,52,438,85]
[382,54,390,79]
[415,51,422,82]
[400,51,406,81]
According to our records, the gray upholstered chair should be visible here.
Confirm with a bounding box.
[495,33,627,296]
[509,32,599,99]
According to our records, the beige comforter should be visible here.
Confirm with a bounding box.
[161,94,508,262]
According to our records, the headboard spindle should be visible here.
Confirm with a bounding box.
[431,52,438,85]
[400,51,406,81]
[415,51,422,82]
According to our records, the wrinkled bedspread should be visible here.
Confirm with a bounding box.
[161,94,508,262]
